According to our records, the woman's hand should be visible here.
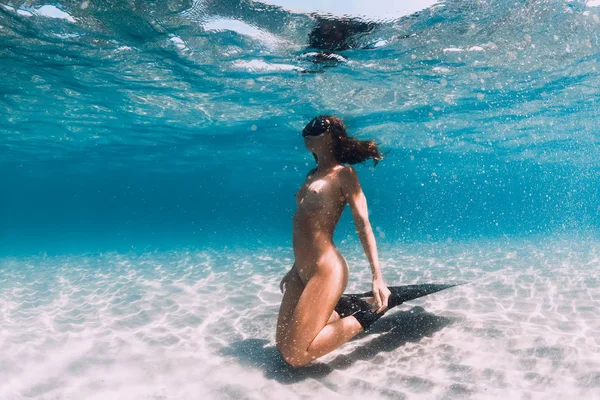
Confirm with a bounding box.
[371,277,391,313]
[279,269,292,293]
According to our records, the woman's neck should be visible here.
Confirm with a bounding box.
[316,161,341,173]
[315,153,340,172]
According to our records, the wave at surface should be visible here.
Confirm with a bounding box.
[1,0,599,168]
[1,0,600,252]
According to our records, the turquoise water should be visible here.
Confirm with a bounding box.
[1,0,600,398]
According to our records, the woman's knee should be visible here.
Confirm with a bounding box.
[278,346,311,368]
[277,338,312,367]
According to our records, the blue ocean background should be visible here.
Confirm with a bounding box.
[1,0,600,399]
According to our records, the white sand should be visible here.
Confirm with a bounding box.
[1,234,599,399]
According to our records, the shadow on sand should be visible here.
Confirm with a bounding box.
[219,307,455,384]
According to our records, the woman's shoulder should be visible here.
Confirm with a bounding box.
[338,165,358,179]
[337,165,361,191]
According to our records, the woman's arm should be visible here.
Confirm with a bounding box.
[340,166,391,312]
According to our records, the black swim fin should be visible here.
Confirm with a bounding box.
[348,283,461,308]
[334,283,462,331]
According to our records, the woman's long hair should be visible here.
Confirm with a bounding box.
[315,115,384,166]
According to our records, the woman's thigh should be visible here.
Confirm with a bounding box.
[276,264,304,347]
[279,256,347,356]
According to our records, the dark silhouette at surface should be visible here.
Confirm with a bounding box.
[220,307,455,383]
[308,17,377,52]
[299,16,377,72]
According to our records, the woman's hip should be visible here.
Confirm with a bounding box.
[293,247,349,287]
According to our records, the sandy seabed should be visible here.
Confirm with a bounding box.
[1,235,599,399]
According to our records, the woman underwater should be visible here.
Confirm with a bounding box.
[276,115,391,367]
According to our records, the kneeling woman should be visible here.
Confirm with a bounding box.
[276,115,391,367]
